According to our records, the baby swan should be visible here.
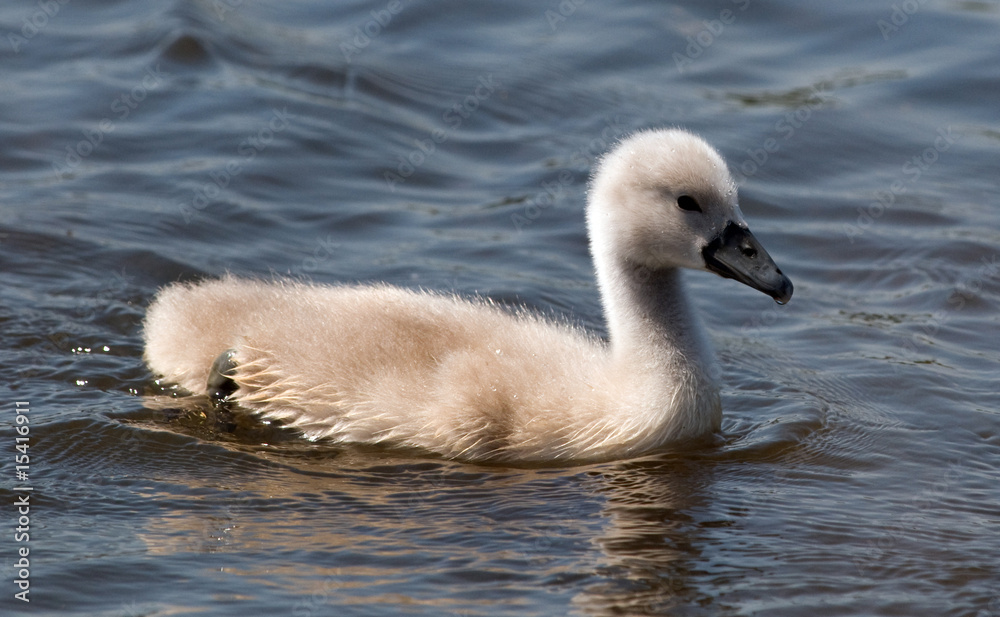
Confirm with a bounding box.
[143,129,792,463]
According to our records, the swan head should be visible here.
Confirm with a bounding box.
[588,128,793,304]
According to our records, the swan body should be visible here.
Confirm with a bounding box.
[143,129,792,463]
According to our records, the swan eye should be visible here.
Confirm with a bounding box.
[676,195,703,213]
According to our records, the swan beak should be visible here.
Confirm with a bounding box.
[702,221,793,304]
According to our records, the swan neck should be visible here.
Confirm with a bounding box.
[599,260,714,373]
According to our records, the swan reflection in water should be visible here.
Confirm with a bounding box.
[128,432,717,616]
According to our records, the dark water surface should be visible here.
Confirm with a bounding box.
[2,1,999,615]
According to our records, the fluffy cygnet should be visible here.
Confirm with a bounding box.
[143,128,792,463]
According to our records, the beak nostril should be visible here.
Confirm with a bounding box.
[703,221,791,303]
